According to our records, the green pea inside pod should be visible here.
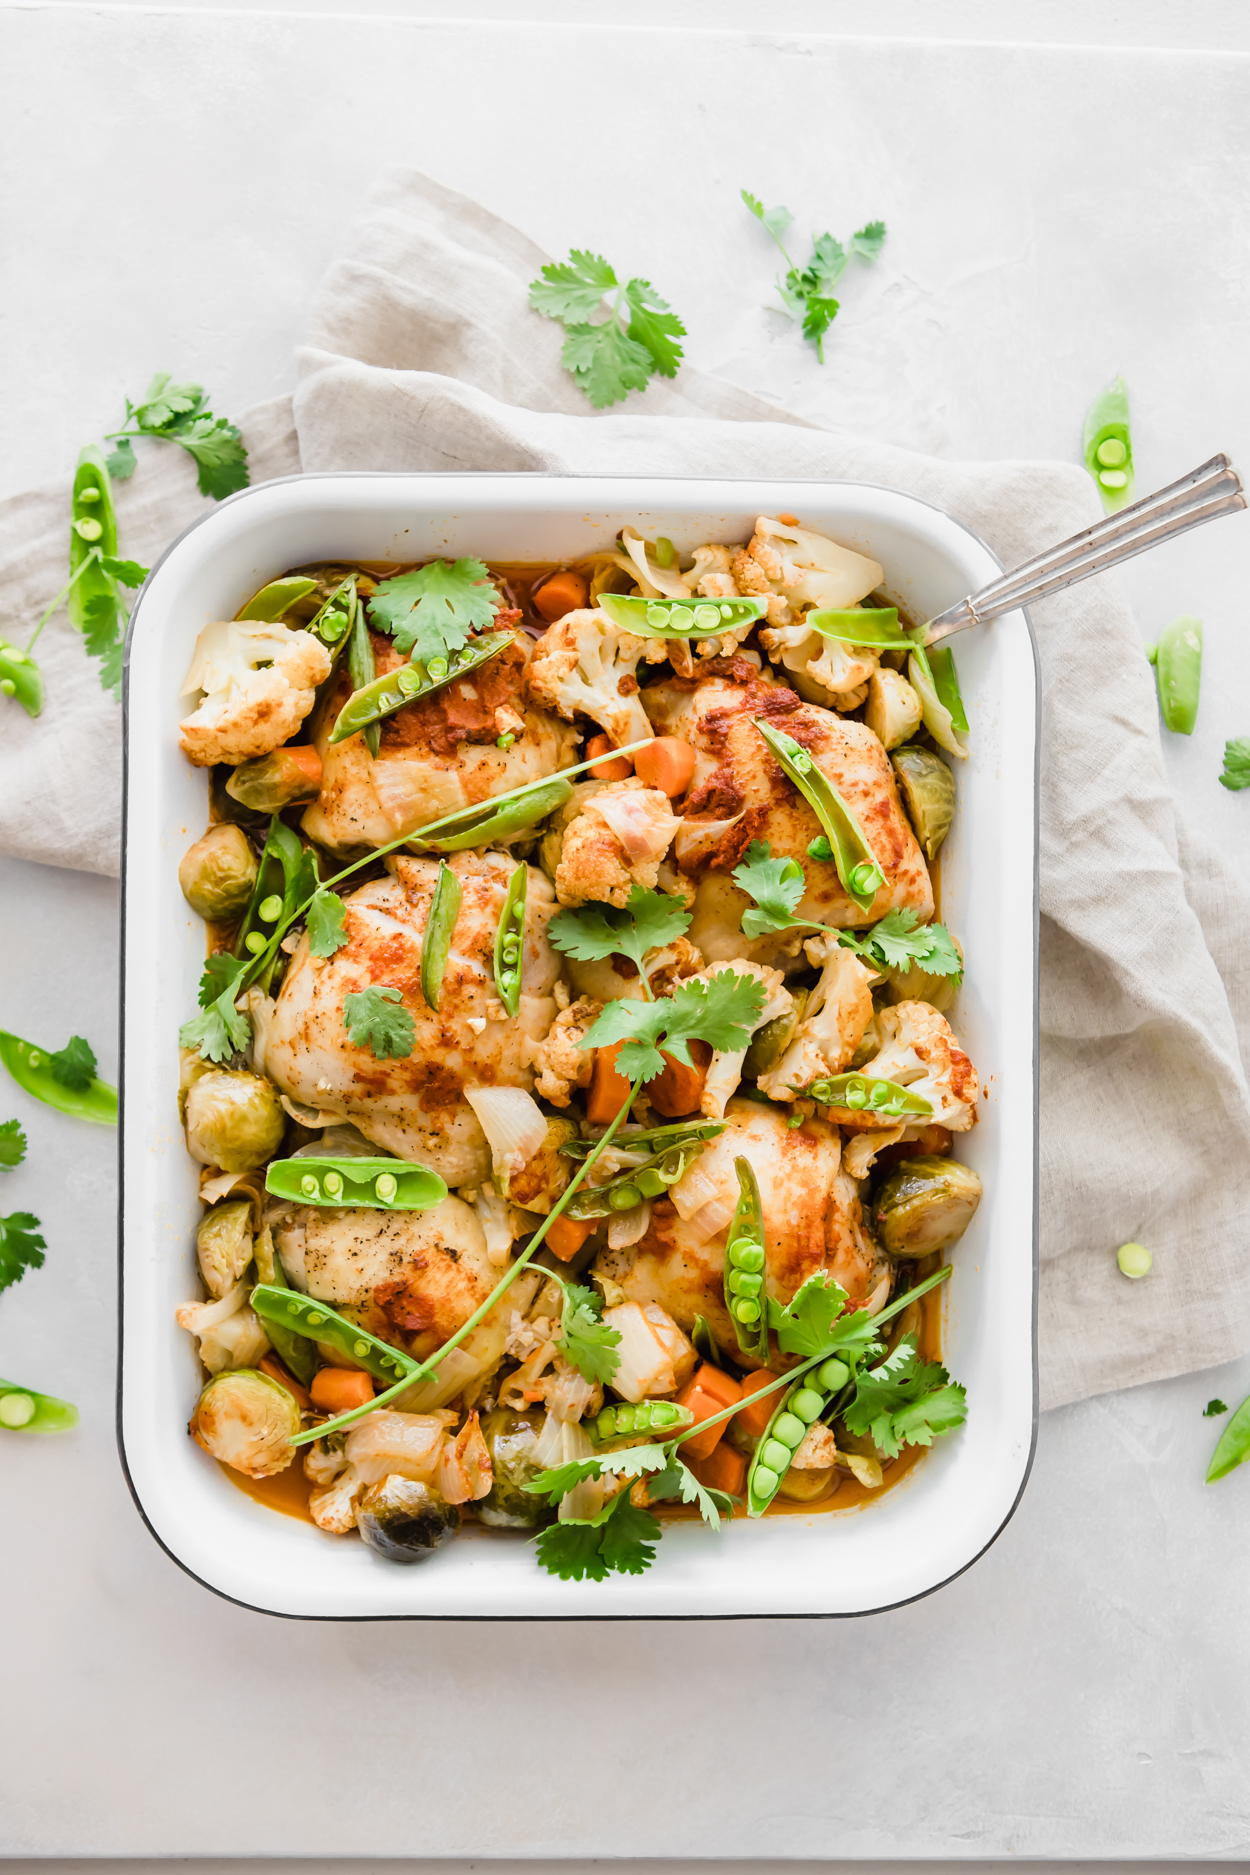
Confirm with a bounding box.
[598,592,767,640]
[264,1155,448,1211]
[305,576,357,650]
[727,1156,769,1363]
[806,1072,933,1119]
[68,446,119,634]
[1083,374,1135,513]
[0,1378,79,1434]
[250,1284,423,1391]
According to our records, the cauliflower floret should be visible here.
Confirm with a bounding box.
[526,608,667,749]
[829,999,979,1132]
[760,616,880,709]
[682,959,793,1118]
[554,777,681,907]
[732,516,883,629]
[530,997,602,1106]
[175,1280,271,1375]
[178,619,332,767]
[758,939,878,1100]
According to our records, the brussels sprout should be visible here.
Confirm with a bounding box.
[356,1476,460,1562]
[477,1407,558,1528]
[891,745,956,862]
[178,824,259,921]
[190,1367,299,1477]
[777,1465,838,1503]
[865,669,923,752]
[880,952,960,1014]
[872,1154,983,1257]
[743,989,807,1080]
[196,1199,254,1298]
[225,747,322,814]
[185,1069,285,1172]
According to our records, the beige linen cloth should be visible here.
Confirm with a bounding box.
[3,167,1248,1410]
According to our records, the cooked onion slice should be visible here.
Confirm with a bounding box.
[464,1085,548,1179]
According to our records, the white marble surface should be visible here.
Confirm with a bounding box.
[2,2,1250,1861]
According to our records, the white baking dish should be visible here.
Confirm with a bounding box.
[119,473,1038,1620]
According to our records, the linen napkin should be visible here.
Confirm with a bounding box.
[3,166,1248,1411]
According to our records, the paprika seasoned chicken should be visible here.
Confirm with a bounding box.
[174,526,981,1575]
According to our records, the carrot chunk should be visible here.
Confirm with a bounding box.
[309,1368,376,1413]
[533,569,589,623]
[585,733,634,782]
[689,1440,747,1500]
[676,1360,744,1460]
[648,1041,711,1118]
[545,1213,595,1263]
[634,736,696,799]
[258,1353,313,1413]
[733,1367,784,1443]
[587,1039,633,1125]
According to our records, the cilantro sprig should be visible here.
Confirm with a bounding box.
[1219,737,1250,791]
[368,558,501,666]
[48,1037,98,1095]
[105,372,250,500]
[306,889,349,959]
[0,1211,46,1296]
[840,908,962,980]
[341,986,416,1061]
[548,887,691,998]
[742,191,885,362]
[842,1336,967,1460]
[552,1280,622,1388]
[581,971,765,1084]
[732,841,961,980]
[0,1121,27,1170]
[528,250,686,408]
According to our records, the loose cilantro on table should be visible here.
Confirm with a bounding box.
[48,1036,98,1095]
[1205,1399,1229,1418]
[0,1121,27,1170]
[528,249,686,408]
[581,971,765,1084]
[105,372,250,500]
[842,1337,967,1460]
[369,558,501,665]
[548,887,692,995]
[341,986,416,1061]
[0,1211,46,1296]
[742,190,886,362]
[1219,738,1250,791]
[306,888,350,959]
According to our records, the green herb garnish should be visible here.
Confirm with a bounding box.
[528,250,686,408]
[341,986,416,1061]
[742,190,885,361]
[105,372,250,499]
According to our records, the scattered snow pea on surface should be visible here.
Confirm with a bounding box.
[67,446,119,631]
[0,1032,117,1125]
[726,1156,769,1362]
[1207,1390,1250,1482]
[1083,374,1135,512]
[0,1378,78,1434]
[0,639,43,717]
[598,592,766,641]
[1116,1240,1152,1279]
[1147,616,1203,734]
[493,862,528,1018]
[264,1155,447,1211]
[753,718,886,912]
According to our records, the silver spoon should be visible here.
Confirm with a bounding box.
[924,454,1245,645]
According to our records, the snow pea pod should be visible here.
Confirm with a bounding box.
[589,1399,694,1445]
[599,593,766,640]
[801,1071,933,1119]
[559,1119,725,1162]
[746,1361,847,1517]
[726,1156,769,1361]
[563,1123,718,1220]
[1083,375,1135,512]
[927,646,968,734]
[265,1155,447,1211]
[0,1032,117,1125]
[0,638,43,717]
[753,719,885,913]
[420,860,462,1011]
[346,590,381,757]
[808,607,913,650]
[493,862,528,1018]
[237,576,318,622]
[234,817,319,988]
[305,576,356,654]
[250,1284,420,1389]
[415,776,574,853]
[329,630,516,745]
[1149,615,1202,735]
[259,1251,320,1387]
[1207,1389,1250,1483]
[67,447,119,633]
[0,1378,79,1434]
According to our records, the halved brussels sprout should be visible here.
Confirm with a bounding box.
[225,747,322,814]
[185,1069,285,1172]
[190,1368,299,1477]
[891,745,956,862]
[477,1408,558,1529]
[865,669,922,752]
[872,1154,982,1257]
[777,1465,838,1503]
[196,1199,254,1298]
[178,824,259,921]
[356,1476,460,1562]
[743,988,808,1080]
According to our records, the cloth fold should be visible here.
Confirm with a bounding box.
[2,165,1247,1409]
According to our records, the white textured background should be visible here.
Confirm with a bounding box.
[2,0,1250,1864]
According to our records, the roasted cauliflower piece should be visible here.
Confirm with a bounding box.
[758,938,877,1098]
[826,1000,979,1132]
[525,607,667,749]
[554,777,681,907]
[529,997,602,1107]
[761,616,881,710]
[731,517,883,628]
[178,619,332,767]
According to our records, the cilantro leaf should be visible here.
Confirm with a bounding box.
[770,1273,882,1365]
[525,1444,669,1506]
[556,1282,622,1387]
[598,1495,661,1575]
[341,986,415,1060]
[99,556,148,589]
[368,558,500,664]
[534,1519,610,1582]
[0,1211,46,1295]
[173,416,250,501]
[104,437,137,480]
[306,889,349,959]
[561,321,654,409]
[81,589,125,699]
[581,970,765,1085]
[810,232,847,282]
[49,1036,97,1093]
[842,1336,967,1460]
[1220,737,1250,791]
[114,375,250,500]
[532,1473,662,1579]
[732,840,807,938]
[198,952,247,1009]
[851,219,887,259]
[801,293,841,356]
[741,189,794,245]
[179,984,251,1063]
[548,887,691,979]
[840,909,962,980]
[131,372,202,430]
[743,194,886,361]
[528,249,619,322]
[0,1120,27,1169]
[1205,1399,1230,1417]
[647,1457,733,1529]
[622,278,686,380]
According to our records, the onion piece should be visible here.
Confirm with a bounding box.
[389,1345,483,1414]
[594,789,681,864]
[464,1085,548,1180]
[607,1199,651,1249]
[675,814,742,868]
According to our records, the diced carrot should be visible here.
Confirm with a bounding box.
[586,1039,633,1125]
[282,745,323,787]
[634,735,696,799]
[585,733,634,782]
[777,512,800,527]
[676,1360,744,1460]
[309,1368,376,1413]
[689,1440,747,1500]
[733,1367,784,1443]
[258,1353,313,1413]
[533,569,590,623]
[545,1213,595,1263]
[648,1041,711,1118]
